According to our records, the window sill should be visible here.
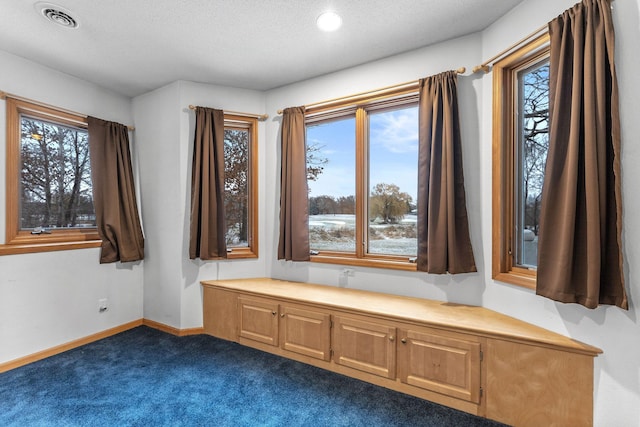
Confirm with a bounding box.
[226,247,258,260]
[0,240,102,256]
[195,248,258,261]
[493,270,537,290]
[310,254,417,271]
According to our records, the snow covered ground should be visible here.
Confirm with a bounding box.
[309,214,417,256]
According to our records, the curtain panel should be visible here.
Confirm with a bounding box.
[416,71,476,274]
[277,106,310,261]
[189,107,227,260]
[537,0,627,309]
[87,117,144,263]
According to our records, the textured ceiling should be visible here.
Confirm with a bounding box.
[0,1,525,97]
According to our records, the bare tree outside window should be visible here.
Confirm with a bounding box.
[517,61,549,267]
[306,104,418,257]
[224,128,250,247]
[20,116,94,230]
[215,115,258,258]
[306,140,328,182]
[306,116,357,252]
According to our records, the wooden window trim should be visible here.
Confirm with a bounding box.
[2,97,101,256]
[307,89,419,271]
[224,114,258,260]
[310,253,417,271]
[492,33,549,289]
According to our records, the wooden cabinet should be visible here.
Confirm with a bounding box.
[398,328,481,404]
[238,296,331,362]
[238,297,279,346]
[280,305,331,361]
[202,278,601,427]
[332,316,396,379]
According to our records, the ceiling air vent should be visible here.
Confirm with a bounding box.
[36,2,79,29]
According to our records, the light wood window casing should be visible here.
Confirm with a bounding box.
[223,114,258,259]
[2,97,100,255]
[492,33,550,289]
[306,89,419,271]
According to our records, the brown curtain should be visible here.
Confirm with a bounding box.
[277,106,310,261]
[537,0,626,309]
[189,107,227,260]
[416,71,476,274]
[87,117,144,263]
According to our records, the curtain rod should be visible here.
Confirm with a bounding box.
[472,0,615,74]
[188,105,269,121]
[0,91,135,131]
[472,24,548,73]
[276,66,466,115]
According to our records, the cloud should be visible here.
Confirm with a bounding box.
[369,108,418,154]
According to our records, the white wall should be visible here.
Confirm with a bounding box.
[480,1,640,426]
[2,0,639,424]
[132,82,183,329]
[0,51,143,364]
[263,1,640,425]
[265,33,486,302]
[132,81,267,329]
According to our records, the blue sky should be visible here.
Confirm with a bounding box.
[306,106,418,201]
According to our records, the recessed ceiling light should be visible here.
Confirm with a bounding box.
[35,2,79,29]
[316,11,342,32]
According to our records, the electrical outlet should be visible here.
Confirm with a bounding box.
[342,268,355,277]
[98,298,108,313]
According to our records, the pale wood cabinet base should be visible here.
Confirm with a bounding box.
[202,278,601,427]
[398,327,481,404]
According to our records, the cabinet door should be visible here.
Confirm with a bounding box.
[332,316,396,379]
[238,297,279,346]
[280,305,331,361]
[398,329,481,403]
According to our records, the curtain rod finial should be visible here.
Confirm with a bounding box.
[472,64,490,74]
[456,67,466,74]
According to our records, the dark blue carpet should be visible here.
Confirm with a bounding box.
[0,326,507,426]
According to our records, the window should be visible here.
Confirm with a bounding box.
[493,33,550,288]
[223,115,258,259]
[306,91,418,270]
[2,97,101,255]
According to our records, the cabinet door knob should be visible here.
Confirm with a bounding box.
[280,313,285,318]
[389,336,395,342]
[401,338,407,344]
[272,311,277,316]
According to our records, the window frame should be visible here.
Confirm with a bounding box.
[492,33,550,289]
[223,114,258,260]
[306,88,419,271]
[1,97,101,255]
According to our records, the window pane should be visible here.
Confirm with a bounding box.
[307,117,356,253]
[224,128,250,247]
[368,106,418,256]
[516,61,549,268]
[19,116,94,230]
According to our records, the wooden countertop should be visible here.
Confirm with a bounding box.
[201,277,602,356]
